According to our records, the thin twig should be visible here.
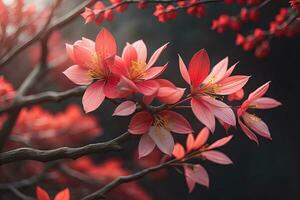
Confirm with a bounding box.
[82,159,176,200]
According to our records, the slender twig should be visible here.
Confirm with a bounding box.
[6,186,35,200]
[82,159,176,200]
[0,132,130,165]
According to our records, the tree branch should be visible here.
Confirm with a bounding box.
[82,159,176,200]
[0,132,130,165]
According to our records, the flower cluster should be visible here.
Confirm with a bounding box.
[63,27,281,192]
[81,0,300,58]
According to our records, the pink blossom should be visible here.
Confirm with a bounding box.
[179,49,250,132]
[128,110,193,157]
[237,82,281,143]
[63,28,119,113]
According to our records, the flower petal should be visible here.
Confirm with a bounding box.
[146,43,168,69]
[63,65,91,85]
[207,135,233,150]
[161,110,193,134]
[148,126,174,155]
[65,43,75,63]
[185,164,209,188]
[193,127,210,149]
[178,54,191,85]
[113,100,136,116]
[103,75,120,99]
[202,96,236,126]
[191,98,215,132]
[218,75,250,95]
[73,44,96,69]
[54,188,70,200]
[144,64,167,80]
[248,81,270,101]
[238,118,259,144]
[128,111,153,134]
[132,40,147,63]
[172,143,185,159]
[188,49,210,87]
[110,56,129,77]
[186,134,195,153]
[138,134,156,158]
[36,186,50,200]
[201,150,233,165]
[95,28,117,59]
[122,44,138,67]
[250,97,281,109]
[203,57,228,84]
[185,175,196,193]
[136,80,159,96]
[82,81,105,113]
[242,112,271,140]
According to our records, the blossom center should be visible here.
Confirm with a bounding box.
[130,61,146,80]
[153,114,169,128]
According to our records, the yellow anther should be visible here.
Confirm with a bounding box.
[130,61,146,80]
[154,115,169,128]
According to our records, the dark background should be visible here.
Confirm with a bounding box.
[3,1,300,199]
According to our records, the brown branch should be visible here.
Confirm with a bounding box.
[82,159,176,200]
[0,131,130,165]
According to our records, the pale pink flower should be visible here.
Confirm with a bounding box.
[111,40,168,96]
[237,82,281,143]
[128,110,193,158]
[63,28,119,113]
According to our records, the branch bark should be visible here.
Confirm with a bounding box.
[0,132,130,165]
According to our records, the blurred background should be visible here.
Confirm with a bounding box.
[1,0,300,199]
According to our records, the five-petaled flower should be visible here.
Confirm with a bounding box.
[63,28,119,113]
[112,40,168,97]
[178,49,250,132]
[128,110,193,157]
[237,82,281,143]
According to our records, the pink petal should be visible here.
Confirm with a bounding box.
[128,111,153,134]
[248,81,270,101]
[178,54,191,84]
[202,96,236,126]
[224,62,239,78]
[82,81,105,113]
[122,44,138,67]
[54,188,70,200]
[160,110,193,134]
[132,40,147,63]
[242,112,271,139]
[185,175,196,193]
[191,98,215,133]
[193,127,210,149]
[186,134,195,153]
[138,134,156,158]
[188,49,210,87]
[113,100,136,116]
[146,43,168,69]
[148,126,174,155]
[201,150,233,165]
[172,143,185,159]
[250,97,281,109]
[218,75,250,95]
[144,64,167,80]
[185,164,209,188]
[238,118,259,144]
[136,80,159,96]
[95,28,117,59]
[103,75,120,99]
[117,76,139,95]
[63,65,91,85]
[157,87,185,104]
[110,56,129,77]
[207,135,233,150]
[203,57,228,84]
[65,43,75,63]
[227,89,244,102]
[73,44,96,69]
[36,186,50,200]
